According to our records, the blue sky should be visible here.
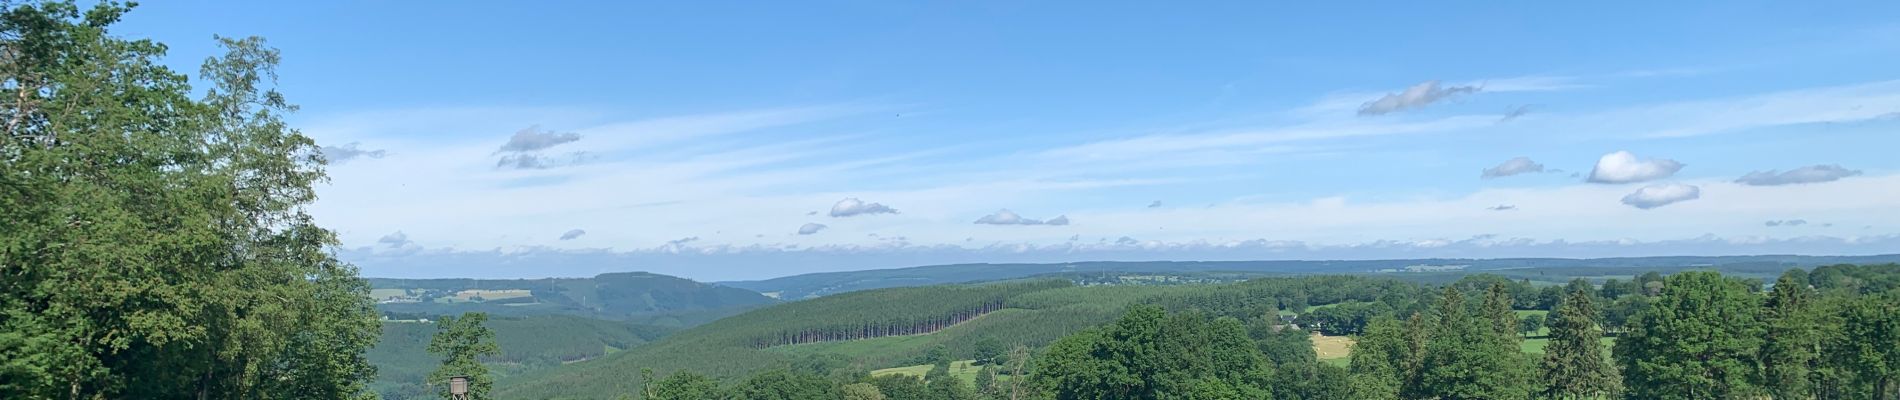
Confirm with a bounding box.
[122,1,1900,280]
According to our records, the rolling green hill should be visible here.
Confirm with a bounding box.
[496,274,1436,398]
[718,255,1900,299]
[369,314,676,400]
[369,271,776,326]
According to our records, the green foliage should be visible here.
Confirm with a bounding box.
[1344,318,1406,400]
[428,312,500,399]
[0,3,378,398]
[1417,285,1534,400]
[1518,314,1545,337]
[1247,318,1317,366]
[867,374,930,399]
[1809,263,1900,295]
[1540,288,1619,399]
[1613,271,1765,399]
[368,315,672,399]
[972,337,1005,365]
[1031,305,1274,399]
[1828,293,1900,399]
[842,382,887,400]
[731,369,839,400]
[649,371,723,400]
[1762,269,1823,399]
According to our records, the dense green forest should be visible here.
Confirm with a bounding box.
[368,315,676,399]
[369,272,776,326]
[497,264,1900,399]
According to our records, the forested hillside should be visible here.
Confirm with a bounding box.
[721,255,1900,299]
[501,263,1900,399]
[369,271,775,326]
[368,315,674,400]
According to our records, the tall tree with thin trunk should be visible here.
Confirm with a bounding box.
[0,3,379,398]
[1541,287,1620,399]
[429,312,500,400]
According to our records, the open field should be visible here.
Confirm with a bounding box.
[871,360,989,383]
[1313,333,1354,361]
[444,289,533,302]
[368,288,412,299]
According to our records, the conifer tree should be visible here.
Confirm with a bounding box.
[1762,269,1822,400]
[1613,271,1765,399]
[1419,286,1533,400]
[1541,287,1619,399]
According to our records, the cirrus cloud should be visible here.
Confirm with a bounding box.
[975,209,1070,226]
[1482,157,1546,179]
[1735,165,1862,186]
[497,126,582,152]
[1358,80,1481,116]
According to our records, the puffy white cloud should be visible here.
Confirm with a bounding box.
[797,223,827,235]
[1621,183,1701,209]
[378,231,412,248]
[975,209,1070,226]
[1735,165,1862,186]
[1588,151,1684,184]
[1765,219,1808,227]
[1482,157,1545,179]
[829,198,898,217]
[321,142,386,163]
[559,229,587,240]
[497,126,581,152]
[1358,80,1481,116]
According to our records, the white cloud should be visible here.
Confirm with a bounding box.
[1147,201,1163,208]
[1488,205,1517,211]
[378,231,412,248]
[829,198,899,217]
[1588,151,1684,184]
[975,209,1069,226]
[1765,219,1808,227]
[496,126,582,152]
[1735,165,1863,186]
[1358,80,1481,116]
[559,229,587,240]
[321,142,386,163]
[797,223,827,235]
[1482,157,1546,179]
[1621,183,1701,209]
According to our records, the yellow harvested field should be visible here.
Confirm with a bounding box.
[1312,333,1354,361]
[453,289,532,301]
